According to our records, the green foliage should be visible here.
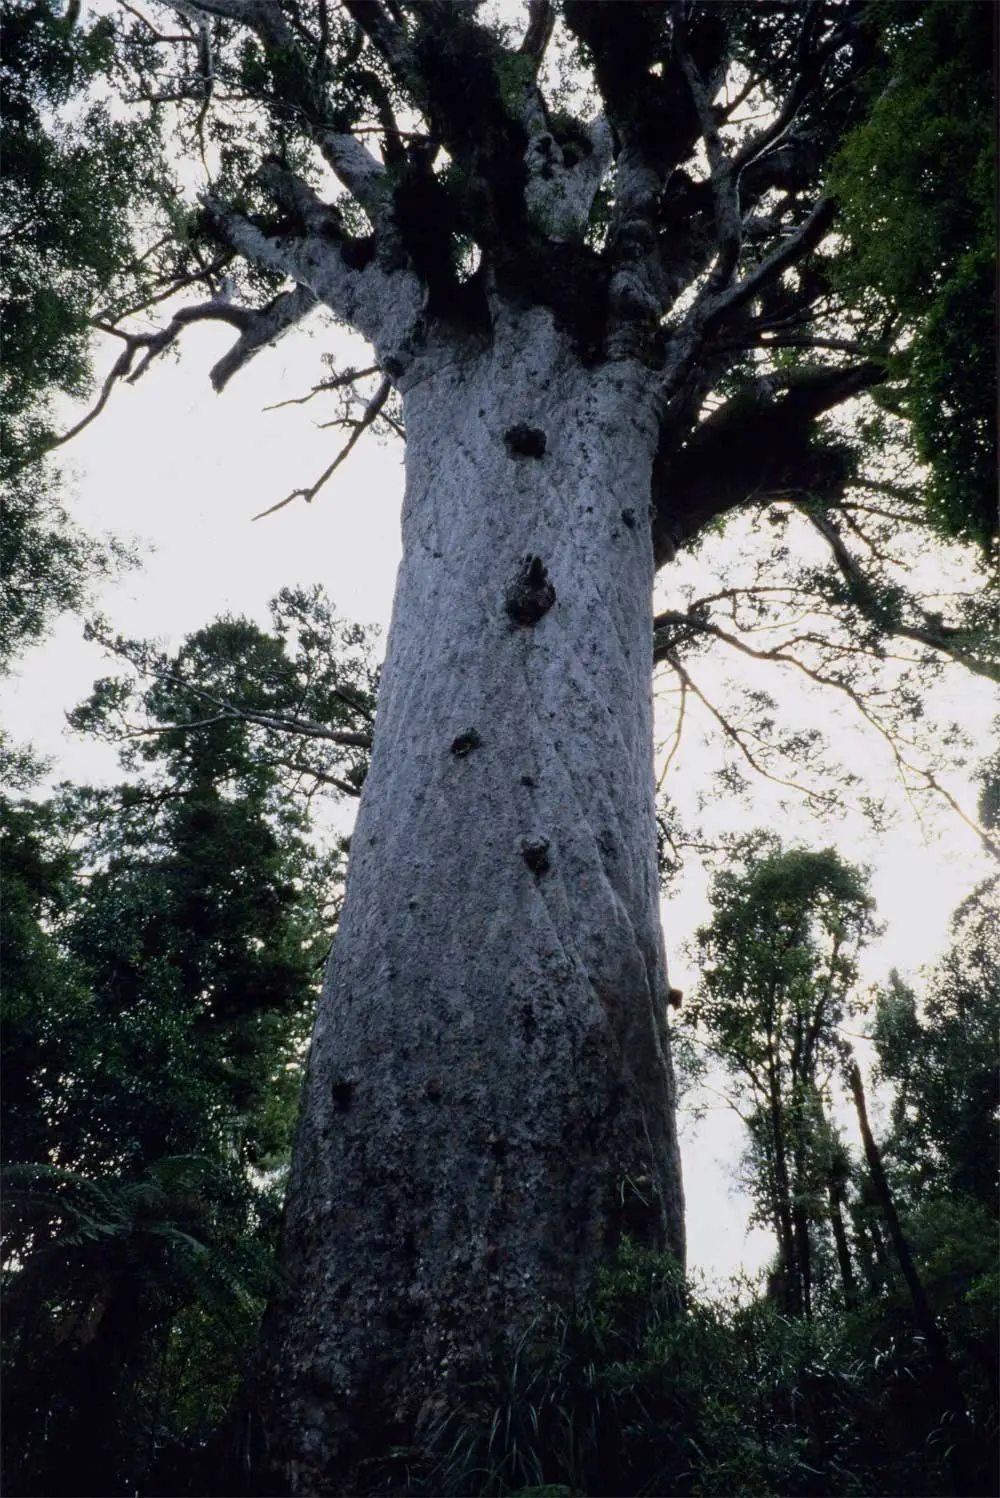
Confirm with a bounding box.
[0,461,138,673]
[1,0,174,448]
[2,1157,278,1497]
[829,2,997,550]
[1,593,375,1496]
[72,584,378,804]
[0,0,171,666]
[684,836,880,1317]
[386,1237,995,1498]
[872,879,1000,1215]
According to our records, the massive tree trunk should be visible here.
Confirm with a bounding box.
[250,305,684,1492]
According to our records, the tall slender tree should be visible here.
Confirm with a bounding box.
[684,837,878,1317]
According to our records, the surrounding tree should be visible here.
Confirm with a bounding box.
[1,597,375,1496]
[683,836,879,1317]
[678,842,996,1497]
[2,1,997,1488]
[828,0,997,550]
[0,0,177,664]
[872,878,1000,1216]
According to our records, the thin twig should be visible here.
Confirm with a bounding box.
[251,376,391,520]
[263,366,381,411]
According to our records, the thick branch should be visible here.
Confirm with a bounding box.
[519,0,554,74]
[210,283,319,390]
[653,362,884,561]
[204,188,424,372]
[338,0,408,71]
[522,94,613,245]
[674,11,741,293]
[702,195,836,330]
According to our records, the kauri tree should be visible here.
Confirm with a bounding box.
[7,2,997,1489]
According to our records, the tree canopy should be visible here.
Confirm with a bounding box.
[6,0,995,843]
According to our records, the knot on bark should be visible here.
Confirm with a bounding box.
[505,555,555,627]
[450,728,482,757]
[331,1079,355,1112]
[521,836,551,875]
[503,423,547,459]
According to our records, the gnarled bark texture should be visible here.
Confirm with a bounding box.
[250,305,684,1492]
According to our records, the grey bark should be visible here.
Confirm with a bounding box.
[250,305,684,1492]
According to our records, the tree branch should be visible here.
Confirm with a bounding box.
[652,361,884,561]
[251,375,392,519]
[182,0,395,231]
[656,644,845,812]
[805,510,1000,684]
[209,283,319,391]
[703,195,836,330]
[262,365,381,411]
[203,187,424,371]
[653,592,999,858]
[674,10,741,293]
[519,0,554,74]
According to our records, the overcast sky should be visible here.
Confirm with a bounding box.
[4,308,995,1285]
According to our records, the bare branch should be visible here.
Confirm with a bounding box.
[210,283,319,391]
[263,365,381,411]
[251,376,392,520]
[657,645,845,812]
[108,707,371,750]
[656,676,688,789]
[805,510,1000,684]
[653,596,998,858]
[36,343,136,459]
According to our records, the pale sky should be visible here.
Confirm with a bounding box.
[3,309,995,1286]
